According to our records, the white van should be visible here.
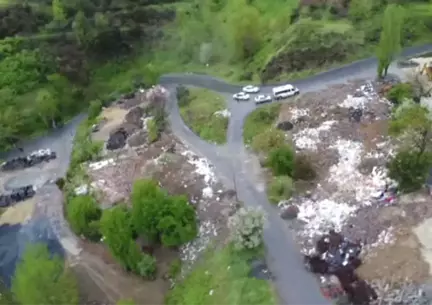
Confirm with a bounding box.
[272,84,299,100]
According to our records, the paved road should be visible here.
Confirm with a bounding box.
[0,44,430,297]
[160,44,432,304]
[0,115,85,286]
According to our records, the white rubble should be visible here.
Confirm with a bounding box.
[88,158,115,170]
[214,109,231,118]
[293,120,336,150]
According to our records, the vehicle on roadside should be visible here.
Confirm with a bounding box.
[254,94,272,104]
[242,85,260,93]
[272,84,299,100]
[233,92,250,101]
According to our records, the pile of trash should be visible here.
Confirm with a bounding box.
[1,149,56,171]
[0,185,35,207]
[304,230,378,305]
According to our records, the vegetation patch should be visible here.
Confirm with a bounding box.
[165,246,276,305]
[178,87,228,144]
[243,104,281,145]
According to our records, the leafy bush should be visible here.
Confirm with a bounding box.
[228,207,265,251]
[251,128,285,154]
[147,118,158,143]
[388,150,432,193]
[100,206,142,271]
[67,195,102,241]
[12,244,79,305]
[267,176,294,203]
[243,104,281,144]
[168,258,182,279]
[55,177,65,190]
[267,144,295,176]
[88,99,103,120]
[386,83,413,105]
[131,179,197,247]
[292,154,316,180]
[176,86,190,107]
[137,254,157,280]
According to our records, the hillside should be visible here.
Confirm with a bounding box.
[0,0,431,150]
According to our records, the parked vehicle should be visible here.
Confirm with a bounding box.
[233,92,250,101]
[242,85,260,93]
[272,84,299,100]
[254,94,272,104]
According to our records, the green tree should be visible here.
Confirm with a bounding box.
[72,11,92,48]
[389,102,432,155]
[88,99,103,120]
[35,88,58,128]
[388,150,432,193]
[0,106,22,150]
[67,195,102,241]
[52,0,67,21]
[228,2,262,60]
[100,206,141,271]
[12,244,79,305]
[131,179,197,247]
[267,145,295,176]
[267,176,294,203]
[376,4,404,78]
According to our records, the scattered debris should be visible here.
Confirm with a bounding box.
[0,185,35,207]
[1,149,56,171]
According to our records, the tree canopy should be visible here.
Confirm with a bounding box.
[12,244,79,305]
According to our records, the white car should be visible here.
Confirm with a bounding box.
[254,95,272,104]
[242,85,260,93]
[233,92,250,101]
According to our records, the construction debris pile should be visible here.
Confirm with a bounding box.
[1,149,56,171]
[0,185,35,207]
[304,230,377,305]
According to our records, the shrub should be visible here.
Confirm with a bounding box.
[100,206,141,271]
[55,177,65,190]
[228,207,265,251]
[177,86,190,107]
[147,118,158,143]
[292,154,316,180]
[251,128,285,154]
[388,150,432,193]
[267,144,295,176]
[137,254,157,280]
[267,176,294,203]
[386,83,413,105]
[88,99,103,120]
[168,258,182,279]
[67,195,102,241]
[131,179,198,247]
[243,104,281,144]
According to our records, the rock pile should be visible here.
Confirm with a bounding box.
[304,230,378,305]
[0,185,35,207]
[1,149,56,171]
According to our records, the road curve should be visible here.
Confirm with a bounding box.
[0,44,430,299]
[160,44,432,305]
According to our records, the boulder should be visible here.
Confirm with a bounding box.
[124,106,144,128]
[276,120,294,131]
[107,128,128,150]
[127,130,148,147]
[0,185,35,207]
[280,204,299,220]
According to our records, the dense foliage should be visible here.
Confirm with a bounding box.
[12,244,79,305]
[67,195,102,241]
[131,179,197,247]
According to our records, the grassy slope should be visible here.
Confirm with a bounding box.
[243,104,281,145]
[166,246,277,305]
[179,88,228,144]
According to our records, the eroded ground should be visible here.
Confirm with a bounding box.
[269,80,432,300]
[71,98,237,304]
